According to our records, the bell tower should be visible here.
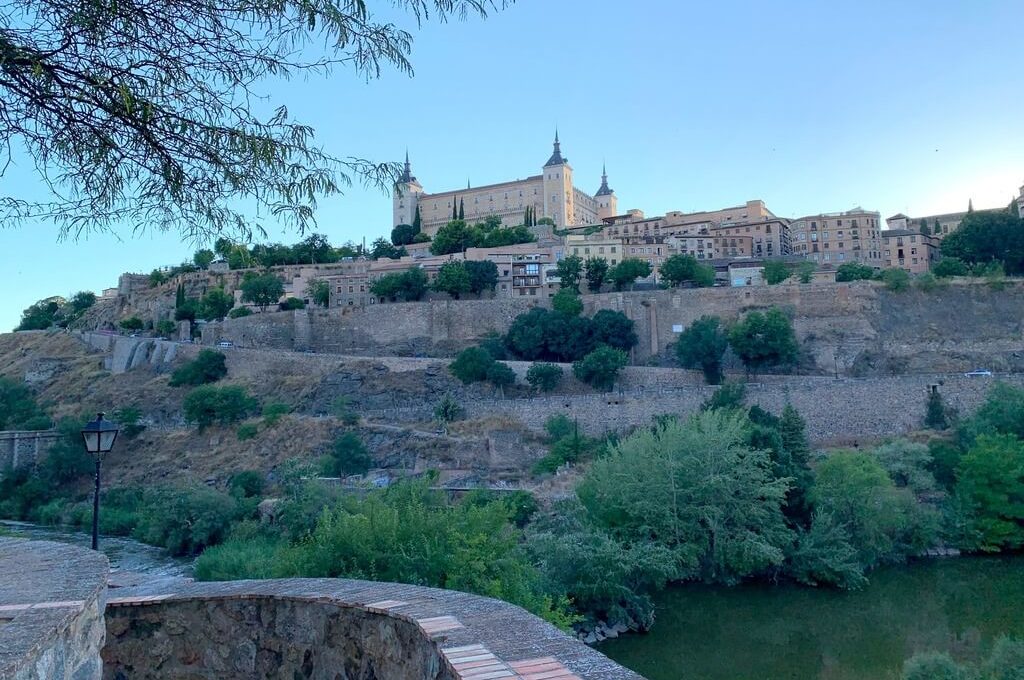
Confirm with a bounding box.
[393,151,423,228]
[541,131,573,227]
[595,163,617,221]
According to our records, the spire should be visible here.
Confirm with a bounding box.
[399,150,416,184]
[595,162,613,196]
[544,129,566,167]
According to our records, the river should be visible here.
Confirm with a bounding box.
[0,521,192,578]
[600,556,1024,680]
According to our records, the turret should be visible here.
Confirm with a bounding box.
[393,150,423,228]
[542,131,573,227]
[595,163,617,221]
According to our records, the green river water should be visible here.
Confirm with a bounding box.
[600,557,1024,680]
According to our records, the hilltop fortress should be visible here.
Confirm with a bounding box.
[394,133,618,233]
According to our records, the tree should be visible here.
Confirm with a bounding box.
[486,361,516,389]
[433,261,472,299]
[452,197,459,220]
[149,269,168,287]
[369,268,428,302]
[465,260,498,295]
[15,296,64,330]
[925,389,951,430]
[369,237,406,260]
[526,363,563,392]
[174,299,199,323]
[119,316,144,331]
[430,220,474,255]
[578,410,793,585]
[391,224,417,246]
[175,283,186,309]
[961,383,1024,444]
[449,347,495,384]
[306,279,331,308]
[955,434,1024,552]
[323,432,372,477]
[573,346,628,392]
[434,393,463,424]
[69,291,97,316]
[608,259,652,290]
[458,197,465,220]
[155,319,177,337]
[675,316,728,384]
[835,262,875,282]
[763,260,791,285]
[198,288,234,320]
[0,378,50,430]
[183,385,257,428]
[917,219,931,236]
[1,0,501,240]
[228,307,253,319]
[660,254,714,288]
[590,310,638,352]
[279,297,306,310]
[504,307,551,360]
[555,255,584,292]
[585,257,609,292]
[240,273,284,311]
[170,349,228,387]
[552,289,583,316]
[193,249,216,269]
[412,206,422,233]
[932,257,969,277]
[942,209,1024,275]
[728,308,799,375]
[796,261,816,283]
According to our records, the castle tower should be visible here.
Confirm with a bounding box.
[542,131,574,227]
[392,151,424,227]
[595,163,617,221]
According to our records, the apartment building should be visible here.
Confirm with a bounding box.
[565,235,623,266]
[881,230,940,273]
[789,208,883,268]
[465,243,563,297]
[709,218,791,259]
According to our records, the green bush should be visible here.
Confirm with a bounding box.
[169,349,228,386]
[551,289,583,316]
[701,382,746,412]
[485,361,516,388]
[112,406,145,438]
[573,346,628,392]
[675,315,728,385]
[279,296,305,310]
[835,262,875,282]
[914,272,941,292]
[434,393,463,424]
[526,363,563,392]
[261,401,290,427]
[0,377,51,430]
[229,471,265,498]
[155,319,177,338]
[882,268,911,291]
[322,432,372,477]
[901,651,971,680]
[119,316,144,331]
[193,533,284,581]
[183,385,257,428]
[728,308,799,375]
[932,257,969,278]
[132,485,242,556]
[955,434,1024,552]
[236,422,259,441]
[228,307,253,319]
[449,346,495,384]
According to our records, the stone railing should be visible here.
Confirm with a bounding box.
[0,539,108,680]
[0,539,644,679]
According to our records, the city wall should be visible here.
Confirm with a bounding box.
[0,430,62,472]
[202,281,1024,376]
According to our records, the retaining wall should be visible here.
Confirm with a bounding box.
[0,430,62,472]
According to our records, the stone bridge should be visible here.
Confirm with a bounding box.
[0,538,644,680]
[0,430,62,472]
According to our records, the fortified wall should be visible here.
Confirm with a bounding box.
[201,281,1024,376]
[0,539,643,680]
[0,430,63,472]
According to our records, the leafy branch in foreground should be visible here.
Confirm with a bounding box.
[0,0,507,241]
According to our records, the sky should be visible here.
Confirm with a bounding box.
[2,0,1023,331]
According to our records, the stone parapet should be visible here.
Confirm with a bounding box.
[0,539,108,680]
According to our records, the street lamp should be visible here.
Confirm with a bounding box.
[81,413,120,551]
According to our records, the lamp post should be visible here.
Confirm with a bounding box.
[80,413,120,551]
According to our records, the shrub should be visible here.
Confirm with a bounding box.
[449,346,495,384]
[38,418,94,486]
[434,393,463,424]
[882,268,911,292]
[914,272,941,292]
[901,651,970,680]
[228,307,253,319]
[573,346,628,392]
[551,289,583,316]
[728,308,799,375]
[478,332,508,360]
[607,259,652,290]
[119,316,144,331]
[835,262,875,282]
[169,349,228,386]
[486,361,516,388]
[132,485,242,555]
[932,257,969,278]
[261,402,290,427]
[0,377,51,430]
[279,296,305,311]
[112,406,145,438]
[796,261,816,283]
[526,363,563,392]
[193,533,284,581]
[229,471,265,498]
[322,432,373,477]
[236,422,259,441]
[955,434,1024,552]
[924,388,952,430]
[701,382,746,412]
[660,254,715,288]
[544,414,575,441]
[183,385,257,428]
[763,260,790,285]
[155,319,177,338]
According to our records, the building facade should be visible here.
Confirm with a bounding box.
[789,208,883,268]
[1017,184,1024,219]
[393,135,618,235]
[881,230,940,274]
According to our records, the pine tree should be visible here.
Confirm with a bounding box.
[918,218,930,235]
[413,205,422,233]
[458,197,464,221]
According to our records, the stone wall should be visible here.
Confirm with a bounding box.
[197,281,1024,376]
[0,539,108,680]
[0,430,62,472]
[367,373,1024,446]
[80,334,178,374]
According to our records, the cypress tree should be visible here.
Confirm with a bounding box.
[413,205,422,233]
[175,283,185,308]
[458,197,465,221]
[452,197,458,220]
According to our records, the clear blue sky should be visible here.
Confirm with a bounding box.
[2,0,1022,330]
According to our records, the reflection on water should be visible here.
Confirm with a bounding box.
[1,521,192,578]
[599,557,1024,680]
